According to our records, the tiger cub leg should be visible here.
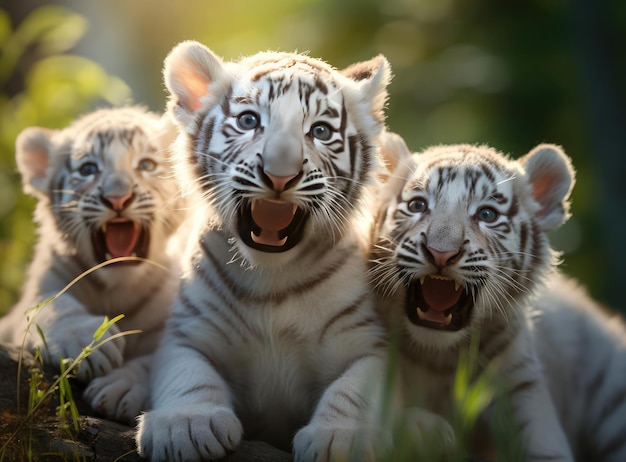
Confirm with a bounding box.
[498,331,573,461]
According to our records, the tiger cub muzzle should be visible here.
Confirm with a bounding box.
[92,219,150,264]
[91,193,151,264]
[238,201,308,253]
[405,276,474,331]
[237,168,310,253]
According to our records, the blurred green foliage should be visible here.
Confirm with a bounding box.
[1,0,624,314]
[0,5,130,315]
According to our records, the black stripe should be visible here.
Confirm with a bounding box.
[530,222,543,267]
[509,379,537,396]
[318,291,368,341]
[479,162,496,183]
[195,262,261,341]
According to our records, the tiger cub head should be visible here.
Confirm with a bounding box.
[162,41,391,265]
[16,107,185,275]
[370,142,575,350]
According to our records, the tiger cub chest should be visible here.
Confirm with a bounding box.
[225,319,321,448]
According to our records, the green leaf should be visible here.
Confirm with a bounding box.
[93,314,125,342]
[35,324,48,351]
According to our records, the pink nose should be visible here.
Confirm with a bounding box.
[427,247,459,267]
[265,172,298,192]
[101,192,134,211]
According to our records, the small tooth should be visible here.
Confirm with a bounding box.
[250,232,288,247]
[444,313,452,326]
[420,276,425,285]
[105,252,112,260]
[455,281,461,291]
[416,308,426,320]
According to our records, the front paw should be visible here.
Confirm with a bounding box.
[399,407,456,454]
[293,422,387,462]
[84,367,148,424]
[44,320,126,381]
[136,404,243,462]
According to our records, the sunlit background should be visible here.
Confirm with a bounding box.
[1,0,624,315]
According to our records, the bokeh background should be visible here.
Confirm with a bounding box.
[1,0,624,315]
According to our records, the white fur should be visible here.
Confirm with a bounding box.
[137,43,392,461]
[371,138,575,460]
[0,107,187,424]
[532,273,626,461]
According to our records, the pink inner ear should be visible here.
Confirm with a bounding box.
[175,66,209,112]
[22,144,50,179]
[532,176,552,203]
[531,172,562,218]
[184,77,207,111]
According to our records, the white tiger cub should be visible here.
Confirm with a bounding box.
[532,274,626,462]
[370,137,575,461]
[0,107,186,423]
[136,41,392,462]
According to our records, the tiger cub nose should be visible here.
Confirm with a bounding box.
[427,247,459,268]
[101,192,135,211]
[263,171,300,192]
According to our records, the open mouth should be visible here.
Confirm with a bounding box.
[405,275,473,331]
[92,218,150,264]
[238,198,308,253]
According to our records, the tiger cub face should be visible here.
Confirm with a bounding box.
[163,41,390,265]
[16,107,184,278]
[371,143,574,350]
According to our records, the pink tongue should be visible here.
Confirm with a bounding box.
[251,200,295,231]
[105,221,139,258]
[421,277,463,312]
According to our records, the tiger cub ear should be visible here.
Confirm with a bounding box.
[15,127,55,197]
[163,40,230,122]
[520,143,575,232]
[341,55,392,124]
[377,130,411,181]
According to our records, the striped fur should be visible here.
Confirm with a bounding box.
[0,107,186,423]
[532,274,626,462]
[136,41,391,462]
[370,138,575,460]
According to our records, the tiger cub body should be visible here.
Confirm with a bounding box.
[0,107,186,423]
[136,42,391,461]
[532,274,626,461]
[370,139,575,460]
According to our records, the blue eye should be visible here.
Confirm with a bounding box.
[138,158,157,172]
[237,111,260,130]
[78,162,98,177]
[310,122,332,141]
[477,206,499,223]
[407,197,428,214]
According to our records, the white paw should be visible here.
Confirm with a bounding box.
[136,404,243,462]
[400,407,456,452]
[44,319,125,382]
[84,367,148,424]
[293,422,386,462]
